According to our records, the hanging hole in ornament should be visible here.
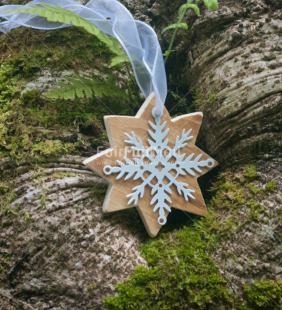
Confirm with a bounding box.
[103,166,112,175]
[207,159,215,168]
[158,216,167,225]
[152,106,162,120]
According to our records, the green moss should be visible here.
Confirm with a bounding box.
[243,280,282,309]
[243,164,258,181]
[104,220,233,310]
[104,165,278,309]
[245,183,262,195]
[51,172,77,179]
[265,181,276,193]
[0,27,115,74]
[23,210,31,224]
[87,282,97,292]
[92,186,107,204]
[208,165,270,232]
[31,140,77,158]
[0,187,19,216]
[39,191,47,208]
[0,27,139,163]
[0,63,21,103]
[0,253,13,277]
[209,92,218,104]
[0,182,9,195]
[194,87,218,107]
[3,0,29,4]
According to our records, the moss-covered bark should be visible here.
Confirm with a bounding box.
[0,23,145,309]
[104,165,282,309]
[0,0,281,309]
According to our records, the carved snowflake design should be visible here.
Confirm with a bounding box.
[103,118,215,226]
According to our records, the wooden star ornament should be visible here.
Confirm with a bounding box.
[84,93,218,237]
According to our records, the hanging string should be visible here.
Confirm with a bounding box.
[0,0,167,117]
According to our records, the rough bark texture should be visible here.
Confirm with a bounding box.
[159,0,282,301]
[213,159,282,297]
[186,1,282,165]
[0,0,281,309]
[0,156,147,309]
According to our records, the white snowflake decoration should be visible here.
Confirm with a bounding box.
[103,118,214,225]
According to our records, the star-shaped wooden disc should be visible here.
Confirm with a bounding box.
[84,93,218,237]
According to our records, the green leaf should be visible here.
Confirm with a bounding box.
[44,75,127,101]
[110,54,130,67]
[162,23,188,34]
[11,4,124,56]
[203,0,219,11]
[178,3,200,17]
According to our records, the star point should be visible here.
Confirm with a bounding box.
[85,94,217,236]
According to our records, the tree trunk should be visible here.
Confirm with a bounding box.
[160,0,282,302]
[0,0,281,309]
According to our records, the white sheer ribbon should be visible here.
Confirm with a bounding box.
[0,0,167,116]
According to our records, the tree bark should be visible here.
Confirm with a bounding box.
[0,0,281,309]
[186,0,282,165]
[158,0,282,301]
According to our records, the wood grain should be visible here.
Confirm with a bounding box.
[84,93,218,237]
